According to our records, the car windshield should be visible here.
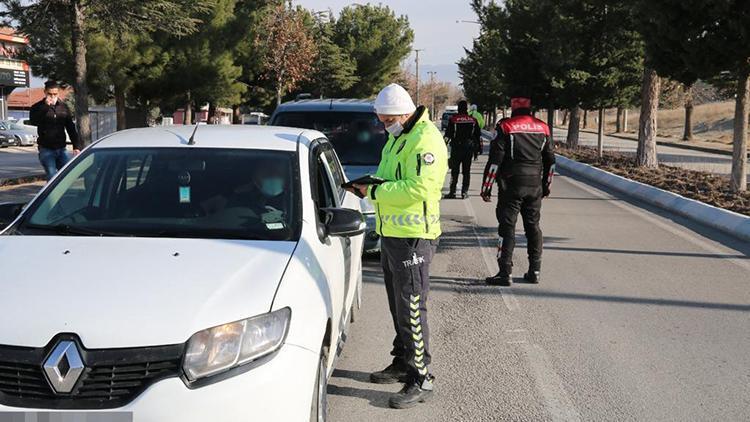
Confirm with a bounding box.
[16,148,301,241]
[273,111,387,165]
[2,121,25,131]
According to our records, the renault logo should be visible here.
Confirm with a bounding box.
[43,341,85,394]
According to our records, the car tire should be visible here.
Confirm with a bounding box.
[309,345,329,422]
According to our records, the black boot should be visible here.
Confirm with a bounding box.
[388,375,435,409]
[487,259,512,286]
[444,192,457,199]
[370,361,410,384]
[486,272,512,286]
[461,191,469,199]
[524,261,541,284]
[523,270,540,284]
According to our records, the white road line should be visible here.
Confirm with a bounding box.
[522,342,583,422]
[563,175,750,272]
[461,188,582,422]
[462,197,520,311]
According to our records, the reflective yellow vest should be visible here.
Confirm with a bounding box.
[470,110,485,130]
[368,108,448,239]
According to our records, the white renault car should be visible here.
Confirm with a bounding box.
[0,125,365,421]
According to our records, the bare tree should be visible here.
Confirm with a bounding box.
[257,3,318,105]
[730,69,749,192]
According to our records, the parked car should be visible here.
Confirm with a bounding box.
[270,99,387,253]
[0,125,365,421]
[0,120,37,146]
[0,133,13,148]
[441,110,458,131]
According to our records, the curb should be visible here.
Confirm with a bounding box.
[567,127,747,158]
[0,174,46,187]
[556,155,750,243]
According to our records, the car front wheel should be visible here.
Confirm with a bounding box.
[310,345,328,422]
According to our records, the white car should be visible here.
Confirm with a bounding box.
[0,125,365,421]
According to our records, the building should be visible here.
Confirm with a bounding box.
[0,28,30,120]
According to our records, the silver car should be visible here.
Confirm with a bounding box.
[0,121,37,146]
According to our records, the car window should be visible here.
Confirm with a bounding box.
[323,147,346,200]
[272,111,387,166]
[19,148,301,241]
[315,154,337,209]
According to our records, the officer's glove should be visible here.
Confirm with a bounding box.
[543,184,551,198]
[480,191,492,203]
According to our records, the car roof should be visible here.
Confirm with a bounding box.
[274,98,376,113]
[91,125,325,152]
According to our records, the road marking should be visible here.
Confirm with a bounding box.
[462,197,520,311]
[522,342,583,422]
[563,175,750,272]
[460,184,582,422]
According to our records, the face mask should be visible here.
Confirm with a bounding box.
[261,178,284,197]
[385,122,404,137]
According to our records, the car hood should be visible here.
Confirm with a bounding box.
[0,236,296,348]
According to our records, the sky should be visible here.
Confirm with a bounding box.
[293,0,481,86]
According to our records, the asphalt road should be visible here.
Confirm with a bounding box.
[558,128,750,182]
[328,154,750,421]
[0,146,43,180]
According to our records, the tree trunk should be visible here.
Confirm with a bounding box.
[683,85,694,141]
[232,105,242,124]
[71,0,91,147]
[547,108,555,144]
[730,67,749,193]
[567,106,581,148]
[562,109,569,126]
[184,91,193,125]
[585,110,590,128]
[598,108,605,158]
[114,83,126,131]
[616,107,623,133]
[637,68,660,168]
[208,103,218,124]
[623,109,629,132]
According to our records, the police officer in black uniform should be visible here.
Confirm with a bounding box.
[444,100,481,199]
[480,97,555,286]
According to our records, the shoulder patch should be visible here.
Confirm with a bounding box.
[423,153,436,165]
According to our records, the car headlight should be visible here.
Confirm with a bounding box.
[360,197,375,215]
[183,307,291,382]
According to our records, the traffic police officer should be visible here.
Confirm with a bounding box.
[469,104,486,131]
[444,100,481,199]
[349,83,448,409]
[480,97,555,286]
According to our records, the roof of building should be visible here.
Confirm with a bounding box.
[8,87,72,109]
[274,98,376,113]
[92,125,324,152]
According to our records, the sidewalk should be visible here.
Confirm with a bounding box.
[569,127,747,158]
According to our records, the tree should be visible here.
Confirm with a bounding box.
[331,4,414,98]
[256,3,317,105]
[637,68,660,167]
[2,0,208,145]
[636,0,749,192]
[299,12,359,99]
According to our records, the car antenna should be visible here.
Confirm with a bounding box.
[187,123,199,145]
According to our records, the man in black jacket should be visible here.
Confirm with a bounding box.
[29,81,81,180]
[444,100,481,199]
[480,97,555,286]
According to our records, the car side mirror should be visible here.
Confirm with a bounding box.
[0,202,25,230]
[320,207,365,238]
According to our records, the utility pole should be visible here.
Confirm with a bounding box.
[414,49,424,105]
[427,71,437,120]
